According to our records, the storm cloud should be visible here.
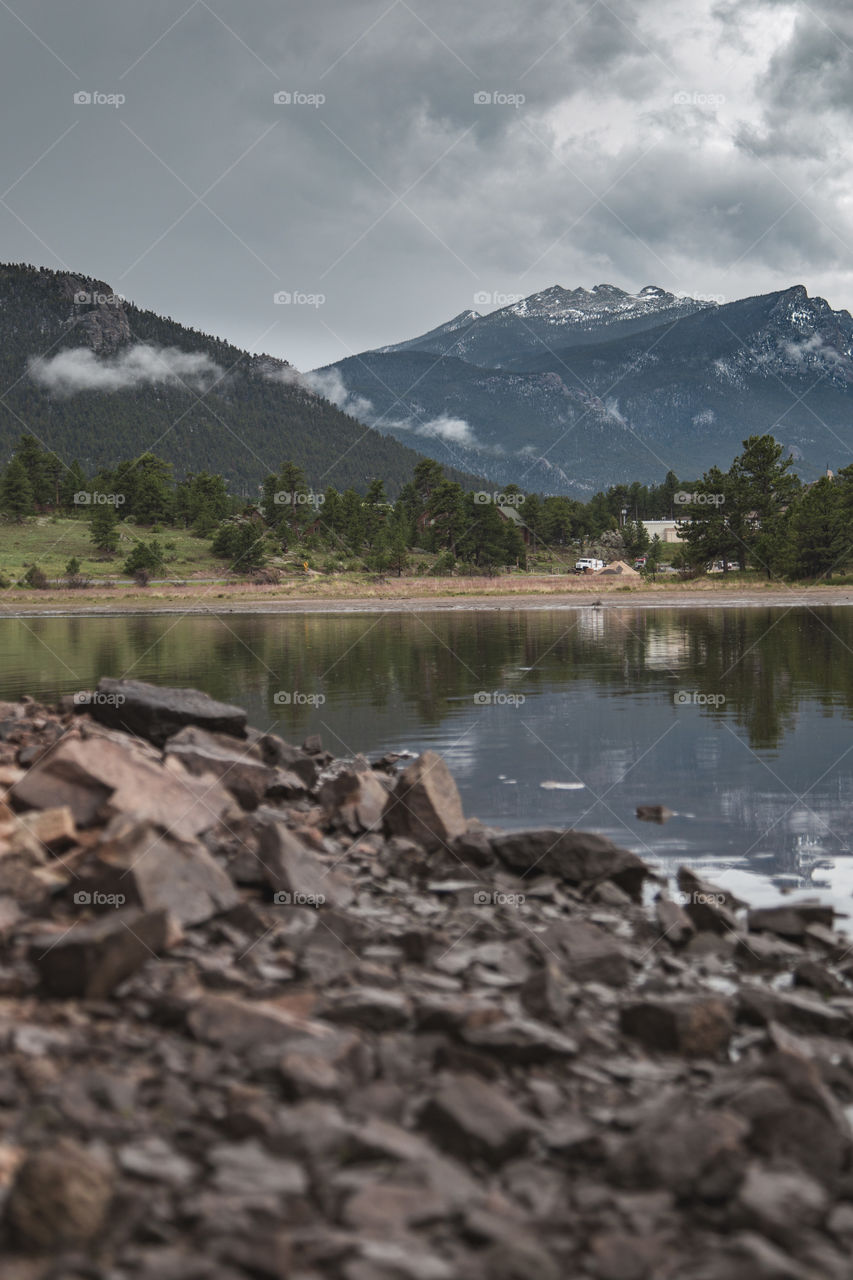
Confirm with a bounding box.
[1,0,852,373]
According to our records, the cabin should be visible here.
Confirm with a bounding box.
[495,503,531,546]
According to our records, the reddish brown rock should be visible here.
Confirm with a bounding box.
[81,814,239,926]
[620,996,733,1056]
[164,725,276,810]
[257,817,353,908]
[29,908,178,998]
[383,751,467,851]
[10,733,233,838]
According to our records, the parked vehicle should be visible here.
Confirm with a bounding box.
[574,557,605,573]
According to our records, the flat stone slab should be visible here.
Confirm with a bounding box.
[91,678,247,746]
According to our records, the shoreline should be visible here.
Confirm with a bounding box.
[1,678,852,1274]
[1,577,853,616]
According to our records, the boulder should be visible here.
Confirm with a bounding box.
[539,918,632,986]
[419,1073,537,1165]
[676,866,744,934]
[257,817,353,908]
[748,902,838,941]
[655,894,696,947]
[80,814,239,926]
[29,907,177,997]
[90,677,247,745]
[491,828,652,899]
[10,733,233,838]
[620,997,733,1056]
[164,725,276,810]
[383,751,467,851]
[319,760,391,834]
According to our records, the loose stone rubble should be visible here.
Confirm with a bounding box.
[0,677,850,1277]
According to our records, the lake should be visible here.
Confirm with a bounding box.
[2,605,853,915]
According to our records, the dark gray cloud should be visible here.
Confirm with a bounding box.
[1,0,852,372]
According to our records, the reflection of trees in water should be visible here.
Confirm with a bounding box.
[611,607,853,750]
[3,607,853,754]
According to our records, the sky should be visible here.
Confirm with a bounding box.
[2,0,852,371]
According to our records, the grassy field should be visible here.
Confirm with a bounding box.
[0,516,228,582]
[0,516,850,611]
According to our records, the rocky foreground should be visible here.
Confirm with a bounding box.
[0,681,852,1278]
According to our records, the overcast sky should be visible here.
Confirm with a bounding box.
[1,0,852,370]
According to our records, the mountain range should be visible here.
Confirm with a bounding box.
[315,283,853,494]
[0,264,477,497]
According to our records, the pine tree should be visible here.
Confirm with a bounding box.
[676,467,740,570]
[730,435,800,577]
[1,456,35,521]
[786,477,844,579]
[90,502,120,553]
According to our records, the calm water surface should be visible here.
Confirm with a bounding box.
[2,605,853,914]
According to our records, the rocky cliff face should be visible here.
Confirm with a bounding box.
[57,273,132,355]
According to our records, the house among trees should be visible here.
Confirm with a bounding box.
[495,503,531,546]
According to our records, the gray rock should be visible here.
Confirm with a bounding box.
[419,1073,537,1164]
[737,1162,827,1244]
[748,902,838,941]
[118,1136,196,1187]
[540,917,632,986]
[92,677,247,745]
[208,1139,307,1198]
[322,986,412,1031]
[491,828,652,900]
[258,816,353,908]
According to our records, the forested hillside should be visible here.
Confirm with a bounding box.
[0,264,477,497]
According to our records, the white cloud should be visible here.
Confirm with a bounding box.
[265,364,376,421]
[29,345,223,396]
